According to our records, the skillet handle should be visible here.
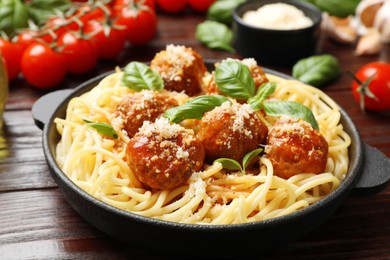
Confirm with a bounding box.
[32,89,73,130]
[352,143,390,196]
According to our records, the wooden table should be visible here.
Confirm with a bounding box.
[1,11,389,259]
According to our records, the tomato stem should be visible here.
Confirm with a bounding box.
[348,70,379,112]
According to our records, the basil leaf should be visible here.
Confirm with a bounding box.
[300,0,359,18]
[27,0,70,25]
[83,120,118,139]
[196,20,235,52]
[263,101,319,130]
[292,54,341,88]
[248,82,277,111]
[207,0,245,25]
[242,148,263,171]
[0,0,29,35]
[214,158,242,171]
[164,95,230,123]
[122,61,164,91]
[214,59,255,100]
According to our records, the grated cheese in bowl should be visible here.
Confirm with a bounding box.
[242,3,313,30]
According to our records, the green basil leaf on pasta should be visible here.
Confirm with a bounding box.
[263,101,319,130]
[214,59,255,100]
[83,120,118,139]
[248,82,277,111]
[164,95,230,123]
[121,61,164,91]
[292,54,341,88]
[214,158,242,172]
[242,148,263,171]
[196,20,235,52]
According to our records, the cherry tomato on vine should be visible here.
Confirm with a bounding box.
[113,0,156,12]
[156,0,187,14]
[21,43,66,89]
[15,29,39,51]
[84,19,126,60]
[351,61,390,112]
[57,31,98,74]
[114,1,157,45]
[188,0,215,12]
[0,38,24,81]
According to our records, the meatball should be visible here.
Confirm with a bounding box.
[205,58,269,95]
[150,44,207,96]
[126,117,205,190]
[265,116,329,179]
[196,101,268,163]
[112,90,178,137]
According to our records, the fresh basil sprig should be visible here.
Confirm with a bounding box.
[214,148,263,173]
[83,120,118,139]
[263,101,319,130]
[207,0,245,25]
[214,59,255,100]
[164,95,230,123]
[196,20,235,53]
[121,61,164,91]
[292,54,341,88]
[248,82,277,111]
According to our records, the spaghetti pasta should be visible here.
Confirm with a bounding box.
[55,59,350,225]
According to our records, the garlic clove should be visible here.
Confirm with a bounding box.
[355,28,384,56]
[321,13,358,44]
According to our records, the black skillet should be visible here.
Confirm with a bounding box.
[32,62,390,257]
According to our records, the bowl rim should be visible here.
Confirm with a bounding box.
[42,61,364,231]
[233,0,323,33]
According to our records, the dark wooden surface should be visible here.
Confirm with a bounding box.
[1,11,390,260]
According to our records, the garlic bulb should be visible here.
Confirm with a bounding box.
[374,1,390,42]
[355,0,390,42]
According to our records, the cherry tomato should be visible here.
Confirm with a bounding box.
[351,62,390,112]
[57,31,98,74]
[188,0,215,12]
[40,16,77,44]
[21,43,66,89]
[156,0,187,13]
[0,38,24,81]
[113,0,156,12]
[114,1,157,45]
[15,29,39,52]
[84,19,126,60]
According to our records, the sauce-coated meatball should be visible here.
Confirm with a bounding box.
[112,90,178,137]
[265,116,329,179]
[150,44,207,96]
[196,101,268,163]
[126,118,205,190]
[205,58,269,95]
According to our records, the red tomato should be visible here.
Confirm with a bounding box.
[15,29,39,51]
[84,20,126,60]
[188,0,215,12]
[114,2,157,45]
[57,31,98,75]
[156,0,187,13]
[113,0,156,12]
[351,62,390,112]
[21,43,66,89]
[0,38,24,81]
[77,4,109,25]
[40,16,76,44]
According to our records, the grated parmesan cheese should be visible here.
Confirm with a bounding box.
[242,3,313,30]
